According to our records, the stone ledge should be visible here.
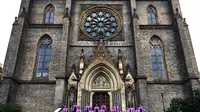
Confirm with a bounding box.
[139,25,172,29]
[147,75,200,84]
[29,24,63,28]
[137,0,167,1]
[3,76,56,84]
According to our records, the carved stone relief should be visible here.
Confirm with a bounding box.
[92,75,110,89]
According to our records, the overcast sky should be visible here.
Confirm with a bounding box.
[0,0,199,71]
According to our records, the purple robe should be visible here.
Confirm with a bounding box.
[114,106,120,112]
[89,110,94,112]
[124,110,129,112]
[100,109,105,112]
[62,108,68,112]
[72,105,78,112]
[138,107,145,112]
[128,108,135,112]
[103,105,106,110]
[76,109,82,112]
[84,106,91,112]
[94,107,99,112]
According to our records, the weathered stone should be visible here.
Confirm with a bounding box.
[0,0,199,112]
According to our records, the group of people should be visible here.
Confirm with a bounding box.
[61,103,145,112]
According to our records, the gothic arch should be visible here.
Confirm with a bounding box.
[147,5,158,24]
[38,34,53,45]
[80,62,123,91]
[34,34,52,78]
[44,4,55,23]
[149,35,168,80]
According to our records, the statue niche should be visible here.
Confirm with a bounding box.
[92,75,110,89]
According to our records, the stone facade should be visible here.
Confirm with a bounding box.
[0,0,200,112]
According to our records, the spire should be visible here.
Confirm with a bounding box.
[118,49,123,75]
[79,49,85,75]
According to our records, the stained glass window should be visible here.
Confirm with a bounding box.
[84,10,118,38]
[150,37,167,79]
[147,6,157,24]
[36,37,51,78]
[45,5,55,23]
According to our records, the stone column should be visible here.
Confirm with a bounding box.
[54,78,67,108]
[168,0,182,16]
[0,0,31,104]
[53,0,72,108]
[136,78,148,111]
[170,0,199,76]
[131,6,149,111]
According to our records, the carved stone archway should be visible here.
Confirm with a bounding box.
[76,41,126,110]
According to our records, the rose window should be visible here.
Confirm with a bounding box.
[80,7,122,39]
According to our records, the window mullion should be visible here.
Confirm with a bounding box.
[155,46,160,77]
[42,44,47,77]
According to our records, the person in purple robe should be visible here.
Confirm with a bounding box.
[89,107,94,112]
[76,106,82,112]
[102,104,106,111]
[94,104,100,112]
[135,106,140,112]
[138,104,145,112]
[124,107,129,112]
[62,105,69,112]
[128,105,135,112]
[110,107,115,112]
[84,104,91,112]
[100,106,106,112]
[72,103,78,112]
[113,104,120,112]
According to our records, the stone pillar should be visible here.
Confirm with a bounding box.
[54,78,67,108]
[136,78,148,111]
[53,0,71,108]
[168,0,182,16]
[170,1,199,76]
[1,0,31,104]
[131,4,149,111]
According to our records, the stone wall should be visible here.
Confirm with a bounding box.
[30,0,66,24]
[136,29,181,81]
[67,0,135,75]
[13,84,55,112]
[15,28,63,81]
[147,84,184,112]
[136,1,172,25]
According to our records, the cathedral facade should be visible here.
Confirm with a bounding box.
[0,0,200,112]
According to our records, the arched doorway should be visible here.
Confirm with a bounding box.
[93,92,110,111]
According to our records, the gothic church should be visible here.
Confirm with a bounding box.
[0,0,200,112]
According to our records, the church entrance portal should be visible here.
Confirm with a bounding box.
[93,92,110,111]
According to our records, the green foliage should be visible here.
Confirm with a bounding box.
[0,103,21,112]
[166,89,200,112]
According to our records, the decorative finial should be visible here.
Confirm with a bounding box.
[19,7,26,17]
[13,17,18,25]
[63,7,69,18]
[176,8,179,13]
[80,49,84,57]
[72,64,76,72]
[134,8,136,13]
[183,18,186,22]
[118,49,122,58]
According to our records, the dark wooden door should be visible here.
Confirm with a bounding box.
[93,92,110,111]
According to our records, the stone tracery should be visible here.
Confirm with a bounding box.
[92,75,110,88]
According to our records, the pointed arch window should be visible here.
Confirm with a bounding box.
[44,5,55,23]
[147,6,157,24]
[36,37,52,78]
[150,37,167,79]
